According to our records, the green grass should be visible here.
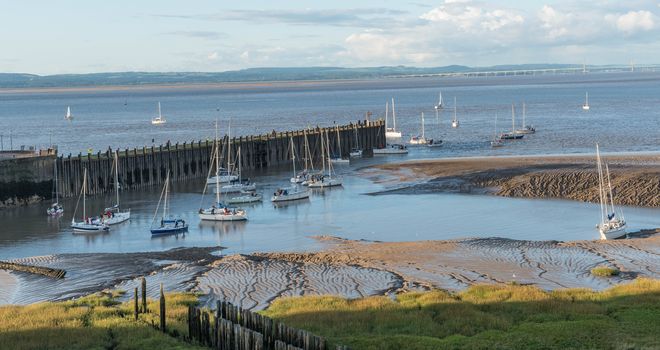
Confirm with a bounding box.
[262,278,660,350]
[591,266,620,277]
[0,290,203,350]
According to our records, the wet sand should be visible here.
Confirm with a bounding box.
[2,233,658,310]
[363,154,660,207]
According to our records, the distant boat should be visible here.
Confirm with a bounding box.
[385,98,402,138]
[214,147,256,193]
[151,102,166,125]
[46,160,64,216]
[451,97,459,128]
[515,102,535,134]
[582,92,590,111]
[150,171,188,235]
[71,168,109,233]
[64,106,74,120]
[499,104,524,140]
[434,92,443,110]
[409,112,429,145]
[373,143,408,155]
[226,191,262,204]
[595,144,626,240]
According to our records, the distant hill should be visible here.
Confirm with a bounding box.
[0,64,583,88]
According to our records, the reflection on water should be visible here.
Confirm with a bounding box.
[1,160,659,260]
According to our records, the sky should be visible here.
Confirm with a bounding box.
[1,0,660,74]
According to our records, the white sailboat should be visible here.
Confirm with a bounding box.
[330,124,350,164]
[207,123,239,185]
[271,186,310,202]
[582,92,590,111]
[409,112,429,145]
[308,130,343,188]
[101,151,131,225]
[151,102,167,125]
[199,121,248,221]
[595,144,627,240]
[451,97,459,128]
[349,126,362,158]
[226,191,263,204]
[434,92,443,110]
[515,102,536,134]
[385,98,402,138]
[46,160,64,216]
[71,168,109,233]
[64,106,74,121]
[150,171,188,235]
[215,147,256,193]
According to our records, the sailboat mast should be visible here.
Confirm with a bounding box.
[604,163,616,216]
[54,159,59,204]
[114,151,120,207]
[215,121,220,205]
[385,101,389,130]
[596,144,606,224]
[421,112,425,138]
[511,104,515,132]
[325,130,333,178]
[82,169,87,219]
[290,137,296,177]
[391,98,396,131]
[227,123,232,175]
[158,102,162,119]
[237,147,242,183]
[522,102,526,128]
[453,97,457,122]
[163,172,169,218]
[336,124,341,158]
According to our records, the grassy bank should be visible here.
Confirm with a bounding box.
[0,291,202,350]
[263,278,660,350]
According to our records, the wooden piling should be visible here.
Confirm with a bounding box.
[141,277,147,313]
[159,283,166,332]
[134,287,139,320]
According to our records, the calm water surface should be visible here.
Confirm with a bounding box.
[1,73,659,259]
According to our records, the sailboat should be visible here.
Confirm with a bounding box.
[490,113,504,148]
[595,144,627,240]
[274,137,310,202]
[207,123,239,185]
[46,160,64,216]
[150,171,188,235]
[71,168,109,233]
[292,131,317,184]
[499,104,524,140]
[100,151,131,225]
[349,126,362,158]
[582,92,590,111]
[64,106,74,121]
[409,112,429,145]
[215,147,256,193]
[199,121,248,221]
[151,102,167,125]
[451,97,459,128]
[385,99,402,138]
[330,124,350,164]
[515,102,536,134]
[307,130,343,188]
[434,92,443,110]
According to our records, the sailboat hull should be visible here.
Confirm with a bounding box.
[103,211,131,225]
[385,131,402,138]
[151,224,188,235]
[308,178,342,188]
[214,183,256,194]
[199,209,248,221]
[599,224,627,240]
[271,189,310,202]
[72,222,109,233]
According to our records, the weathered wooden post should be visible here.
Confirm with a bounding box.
[134,287,139,320]
[159,283,166,332]
[141,277,147,313]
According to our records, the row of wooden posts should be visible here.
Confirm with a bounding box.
[54,120,385,198]
[131,278,349,350]
[0,261,66,279]
[187,300,349,350]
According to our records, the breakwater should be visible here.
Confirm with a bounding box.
[0,120,384,201]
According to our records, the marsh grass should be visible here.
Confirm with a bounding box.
[262,278,660,350]
[591,266,621,277]
[0,290,203,350]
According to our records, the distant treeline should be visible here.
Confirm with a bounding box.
[0,64,583,88]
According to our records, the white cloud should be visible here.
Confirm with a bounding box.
[207,52,218,60]
[615,10,655,33]
[420,1,523,32]
[538,5,571,39]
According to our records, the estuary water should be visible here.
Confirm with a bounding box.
[0,72,659,260]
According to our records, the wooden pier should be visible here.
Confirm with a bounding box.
[54,120,384,198]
